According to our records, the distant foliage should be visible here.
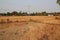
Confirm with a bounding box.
[57,0,60,5]
[0,11,60,16]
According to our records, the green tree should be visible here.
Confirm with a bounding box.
[42,11,47,16]
[7,12,11,16]
[19,11,28,16]
[11,11,18,16]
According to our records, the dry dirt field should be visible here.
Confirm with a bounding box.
[0,16,60,40]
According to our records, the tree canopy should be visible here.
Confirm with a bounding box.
[57,0,60,5]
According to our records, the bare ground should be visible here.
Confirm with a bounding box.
[0,16,60,40]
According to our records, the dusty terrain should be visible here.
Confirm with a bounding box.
[0,16,60,40]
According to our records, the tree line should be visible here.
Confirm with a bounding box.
[0,11,60,16]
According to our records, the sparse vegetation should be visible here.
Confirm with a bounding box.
[0,16,60,40]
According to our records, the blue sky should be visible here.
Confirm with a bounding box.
[0,0,60,13]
